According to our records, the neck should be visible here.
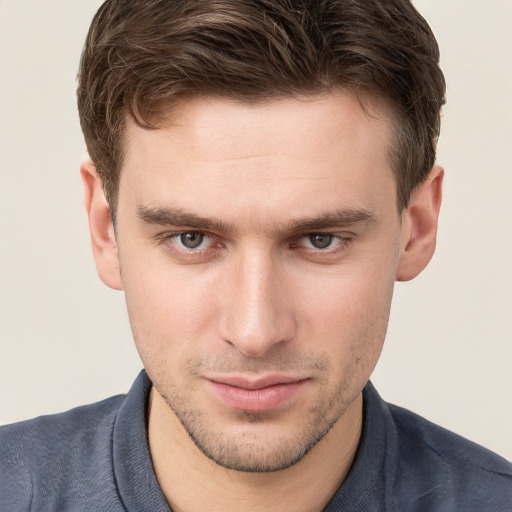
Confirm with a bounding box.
[148,389,362,512]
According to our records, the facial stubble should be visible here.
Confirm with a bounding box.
[152,352,360,473]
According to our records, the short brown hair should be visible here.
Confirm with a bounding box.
[77,0,445,215]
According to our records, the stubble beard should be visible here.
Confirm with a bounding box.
[153,353,357,473]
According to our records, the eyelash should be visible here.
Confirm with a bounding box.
[157,232,220,257]
[293,234,351,253]
[157,231,353,259]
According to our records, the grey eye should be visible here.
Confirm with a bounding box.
[307,234,334,249]
[180,232,205,249]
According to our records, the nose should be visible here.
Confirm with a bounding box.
[217,248,297,357]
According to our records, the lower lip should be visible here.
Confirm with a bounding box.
[208,380,307,413]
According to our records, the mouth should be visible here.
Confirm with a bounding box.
[206,375,309,413]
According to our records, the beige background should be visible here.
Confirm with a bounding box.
[0,1,511,460]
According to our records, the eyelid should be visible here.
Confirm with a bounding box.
[291,232,354,256]
[158,230,218,253]
[296,232,352,245]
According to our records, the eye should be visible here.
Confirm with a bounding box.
[303,233,337,250]
[178,232,207,250]
[163,232,213,251]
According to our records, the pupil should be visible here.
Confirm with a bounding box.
[180,232,204,249]
[310,234,332,249]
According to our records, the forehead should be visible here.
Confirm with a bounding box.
[127,91,392,155]
[119,91,397,224]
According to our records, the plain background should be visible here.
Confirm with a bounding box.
[0,1,511,460]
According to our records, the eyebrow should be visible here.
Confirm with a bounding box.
[137,206,236,232]
[137,205,375,233]
[286,209,375,232]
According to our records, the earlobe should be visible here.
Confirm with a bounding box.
[396,166,444,282]
[80,159,123,290]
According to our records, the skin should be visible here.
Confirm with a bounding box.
[82,91,443,512]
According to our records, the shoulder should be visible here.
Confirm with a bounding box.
[0,393,125,459]
[0,394,125,511]
[388,403,512,511]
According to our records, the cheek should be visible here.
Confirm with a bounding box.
[298,258,395,324]
[120,253,221,362]
[296,263,395,373]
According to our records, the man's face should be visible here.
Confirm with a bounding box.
[114,92,405,471]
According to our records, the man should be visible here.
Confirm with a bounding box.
[1,0,510,510]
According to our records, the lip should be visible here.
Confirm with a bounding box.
[206,375,308,413]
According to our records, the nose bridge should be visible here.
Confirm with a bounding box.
[219,244,294,356]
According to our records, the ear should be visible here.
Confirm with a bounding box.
[396,166,444,281]
[80,159,123,290]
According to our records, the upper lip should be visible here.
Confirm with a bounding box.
[207,375,308,390]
